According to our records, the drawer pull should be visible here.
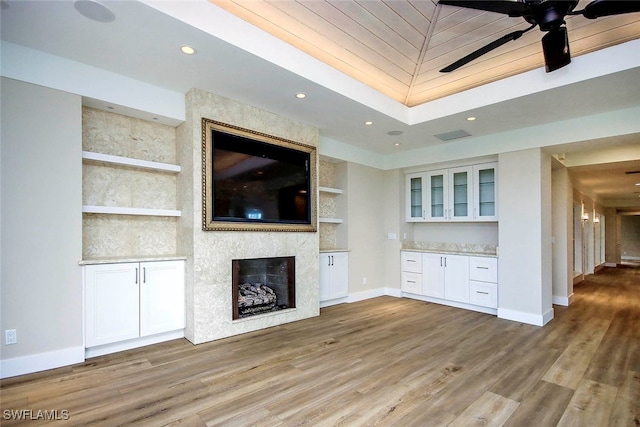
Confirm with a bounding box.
[476,266,489,269]
[476,291,489,295]
[407,280,416,284]
[407,259,416,262]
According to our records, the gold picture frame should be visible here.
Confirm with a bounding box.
[202,118,317,232]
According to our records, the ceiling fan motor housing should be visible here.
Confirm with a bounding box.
[525,0,579,31]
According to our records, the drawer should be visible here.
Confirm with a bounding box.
[401,251,422,273]
[401,272,422,294]
[469,281,497,308]
[469,257,497,283]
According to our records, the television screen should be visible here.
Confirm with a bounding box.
[212,129,311,224]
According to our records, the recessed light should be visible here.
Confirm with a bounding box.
[74,0,115,23]
[181,45,196,55]
[364,121,373,126]
[394,142,401,146]
[295,92,307,99]
[467,116,477,121]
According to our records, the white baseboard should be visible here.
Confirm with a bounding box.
[0,346,85,379]
[402,292,498,316]
[497,307,554,326]
[85,330,184,359]
[552,292,574,306]
[605,262,617,267]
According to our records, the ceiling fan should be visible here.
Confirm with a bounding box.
[438,0,640,73]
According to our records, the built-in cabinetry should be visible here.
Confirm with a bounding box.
[406,162,497,222]
[401,250,497,314]
[83,259,185,355]
[319,251,349,304]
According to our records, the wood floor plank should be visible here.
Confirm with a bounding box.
[503,380,575,427]
[1,266,638,426]
[609,369,640,426]
[541,317,610,389]
[556,378,618,426]
[448,390,519,426]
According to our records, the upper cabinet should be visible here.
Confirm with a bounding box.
[473,162,498,222]
[406,162,498,223]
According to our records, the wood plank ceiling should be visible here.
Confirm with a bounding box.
[210,0,640,107]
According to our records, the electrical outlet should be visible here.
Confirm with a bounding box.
[362,277,367,285]
[5,329,17,345]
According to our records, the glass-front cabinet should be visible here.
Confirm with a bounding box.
[473,162,498,221]
[405,162,498,223]
[406,173,425,221]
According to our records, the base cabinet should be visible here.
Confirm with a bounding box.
[320,252,348,302]
[401,251,497,312]
[84,260,185,348]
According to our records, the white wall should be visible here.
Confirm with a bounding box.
[551,166,573,305]
[1,78,84,377]
[498,148,554,326]
[412,223,499,246]
[343,163,387,294]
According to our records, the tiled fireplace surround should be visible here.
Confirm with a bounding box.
[176,89,320,345]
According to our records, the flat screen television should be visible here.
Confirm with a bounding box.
[202,119,317,232]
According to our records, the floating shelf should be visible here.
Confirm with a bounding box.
[319,217,343,224]
[82,151,181,173]
[319,186,343,194]
[82,205,181,217]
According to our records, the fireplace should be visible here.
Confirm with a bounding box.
[232,256,296,320]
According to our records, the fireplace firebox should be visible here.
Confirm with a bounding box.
[232,256,295,320]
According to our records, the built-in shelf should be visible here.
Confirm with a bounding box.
[82,151,181,173]
[319,186,343,194]
[82,205,181,217]
[319,217,343,224]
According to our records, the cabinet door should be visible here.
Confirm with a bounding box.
[449,167,473,221]
[406,173,425,221]
[425,170,448,221]
[330,252,349,299]
[443,255,470,303]
[140,260,185,337]
[319,252,348,301]
[319,253,332,301]
[422,253,445,298]
[85,263,139,347]
[474,162,498,221]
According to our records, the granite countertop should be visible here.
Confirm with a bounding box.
[401,241,497,257]
[319,248,350,253]
[79,255,187,265]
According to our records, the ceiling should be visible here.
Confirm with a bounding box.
[211,0,640,107]
[1,0,639,211]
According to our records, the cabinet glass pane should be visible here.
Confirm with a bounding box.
[452,171,468,217]
[478,169,495,216]
[430,175,444,218]
[410,177,422,217]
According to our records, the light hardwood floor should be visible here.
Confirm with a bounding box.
[1,266,639,426]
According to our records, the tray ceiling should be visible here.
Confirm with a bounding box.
[211,0,640,107]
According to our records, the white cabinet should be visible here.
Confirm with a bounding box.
[423,253,469,301]
[469,257,498,308]
[85,263,140,347]
[401,251,497,313]
[473,162,498,222]
[84,260,185,348]
[140,261,186,337]
[406,164,492,222]
[319,252,348,301]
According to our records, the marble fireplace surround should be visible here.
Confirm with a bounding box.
[177,89,320,345]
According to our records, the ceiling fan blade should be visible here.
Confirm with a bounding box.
[440,25,535,72]
[579,0,640,19]
[438,0,530,16]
